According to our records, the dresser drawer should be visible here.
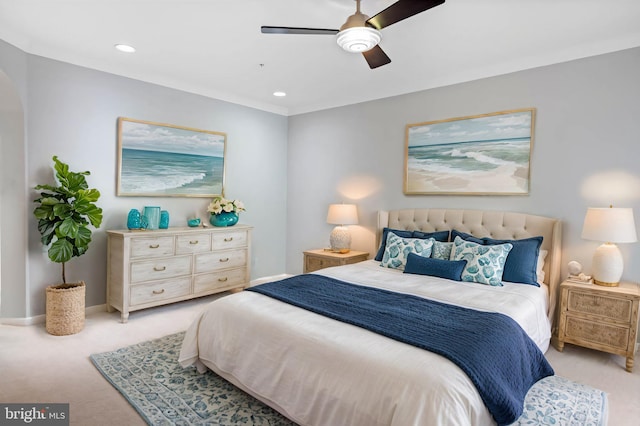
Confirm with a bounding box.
[130,277,191,305]
[564,316,631,351]
[567,290,632,323]
[194,268,246,293]
[130,255,192,283]
[212,230,248,250]
[176,234,211,254]
[194,249,247,273]
[130,236,175,258]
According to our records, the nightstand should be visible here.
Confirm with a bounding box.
[303,249,369,273]
[556,280,640,372]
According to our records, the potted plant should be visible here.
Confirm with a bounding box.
[33,156,103,335]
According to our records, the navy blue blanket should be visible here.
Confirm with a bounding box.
[247,274,553,425]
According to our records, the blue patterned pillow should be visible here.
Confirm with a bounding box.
[404,253,467,281]
[450,236,513,286]
[374,228,414,261]
[381,233,434,270]
[375,228,448,261]
[431,241,453,260]
[451,230,543,286]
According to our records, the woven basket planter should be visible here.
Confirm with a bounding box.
[45,281,85,336]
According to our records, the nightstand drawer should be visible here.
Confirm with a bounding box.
[567,291,632,323]
[564,316,630,351]
[306,256,341,272]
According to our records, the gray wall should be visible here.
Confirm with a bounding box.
[1,40,289,319]
[287,47,640,287]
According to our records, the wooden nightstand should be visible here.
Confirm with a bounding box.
[556,280,640,372]
[303,249,369,273]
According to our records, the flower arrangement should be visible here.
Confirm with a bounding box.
[207,196,246,215]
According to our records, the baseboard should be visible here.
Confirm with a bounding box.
[1,304,107,326]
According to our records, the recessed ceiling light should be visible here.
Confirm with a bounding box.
[114,44,136,53]
[273,91,286,97]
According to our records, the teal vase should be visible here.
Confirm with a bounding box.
[210,211,239,227]
[159,210,169,229]
[127,209,141,230]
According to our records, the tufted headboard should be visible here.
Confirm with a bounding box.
[377,209,562,328]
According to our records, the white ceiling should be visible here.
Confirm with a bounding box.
[1,0,639,116]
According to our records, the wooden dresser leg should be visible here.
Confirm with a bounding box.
[626,357,634,373]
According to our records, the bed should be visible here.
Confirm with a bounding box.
[179,208,562,426]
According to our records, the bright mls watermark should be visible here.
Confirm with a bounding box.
[1,404,69,425]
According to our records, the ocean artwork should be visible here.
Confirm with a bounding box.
[404,109,535,195]
[117,118,226,197]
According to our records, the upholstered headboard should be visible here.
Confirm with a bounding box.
[377,209,562,328]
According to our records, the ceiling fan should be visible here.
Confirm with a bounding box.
[261,0,445,69]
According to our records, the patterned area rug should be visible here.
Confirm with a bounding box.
[91,332,607,426]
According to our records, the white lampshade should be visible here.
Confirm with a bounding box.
[581,207,637,286]
[327,204,358,253]
[327,204,358,225]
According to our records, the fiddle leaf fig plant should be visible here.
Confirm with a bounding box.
[33,156,103,283]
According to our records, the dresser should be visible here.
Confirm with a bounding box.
[107,225,252,322]
[303,249,369,273]
[556,280,640,372]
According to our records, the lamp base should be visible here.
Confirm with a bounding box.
[330,226,351,253]
[593,279,620,287]
[591,243,623,287]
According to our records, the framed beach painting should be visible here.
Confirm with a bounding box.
[117,117,226,197]
[404,108,535,195]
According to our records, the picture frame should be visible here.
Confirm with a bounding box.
[404,108,535,195]
[116,117,226,197]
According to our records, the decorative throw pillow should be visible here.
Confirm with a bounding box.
[375,228,448,261]
[451,230,543,287]
[450,236,513,286]
[381,233,434,270]
[431,241,453,260]
[404,253,467,281]
[374,228,414,261]
[537,250,548,285]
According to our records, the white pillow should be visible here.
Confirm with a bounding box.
[450,236,513,286]
[381,233,434,270]
[537,249,548,285]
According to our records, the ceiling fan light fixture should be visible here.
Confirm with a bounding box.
[336,27,381,53]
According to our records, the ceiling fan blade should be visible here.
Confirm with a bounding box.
[261,26,339,35]
[362,45,391,69]
[367,0,445,30]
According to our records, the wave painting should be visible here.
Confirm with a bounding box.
[405,109,534,194]
[118,119,226,196]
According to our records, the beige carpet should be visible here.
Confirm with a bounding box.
[1,294,638,425]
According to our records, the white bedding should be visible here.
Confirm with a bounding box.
[179,260,552,426]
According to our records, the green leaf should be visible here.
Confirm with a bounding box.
[58,216,80,238]
[74,226,92,250]
[49,238,73,263]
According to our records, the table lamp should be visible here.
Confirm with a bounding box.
[326,204,358,253]
[581,206,637,286]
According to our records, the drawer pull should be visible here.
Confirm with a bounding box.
[189,240,199,245]
[218,277,228,282]
[219,258,230,262]
[149,244,160,249]
[224,237,233,242]
[152,289,165,295]
[153,266,167,271]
